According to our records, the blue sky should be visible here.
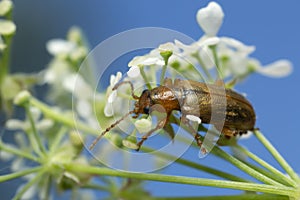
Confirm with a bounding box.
[6,0,300,198]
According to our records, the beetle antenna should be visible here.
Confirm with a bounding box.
[89,110,135,150]
[113,81,139,100]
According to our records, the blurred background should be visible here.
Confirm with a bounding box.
[2,0,300,198]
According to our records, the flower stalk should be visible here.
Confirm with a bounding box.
[65,164,298,198]
[253,130,299,182]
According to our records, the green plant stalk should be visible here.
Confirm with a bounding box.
[192,52,213,81]
[151,66,157,85]
[30,98,99,136]
[141,146,248,182]
[173,120,286,186]
[25,104,47,155]
[65,164,297,197]
[237,158,293,188]
[140,66,152,90]
[160,63,168,85]
[0,35,13,87]
[0,167,42,182]
[0,140,39,162]
[254,130,299,182]
[12,169,45,200]
[211,147,284,186]
[153,193,289,200]
[234,144,298,187]
[49,127,68,153]
[210,45,223,79]
[82,183,109,191]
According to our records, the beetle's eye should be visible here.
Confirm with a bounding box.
[143,107,150,114]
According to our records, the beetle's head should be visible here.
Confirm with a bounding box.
[133,89,152,117]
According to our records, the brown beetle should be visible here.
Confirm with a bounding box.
[89,78,256,151]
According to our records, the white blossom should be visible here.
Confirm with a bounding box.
[252,59,292,78]
[134,117,152,133]
[104,72,123,117]
[197,2,224,36]
[186,115,202,124]
[46,39,76,56]
[5,107,53,132]
[127,66,140,78]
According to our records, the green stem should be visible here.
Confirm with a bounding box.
[30,98,99,136]
[12,169,45,200]
[254,130,299,182]
[0,140,39,162]
[82,183,108,191]
[0,166,42,182]
[141,146,248,182]
[65,164,297,198]
[210,45,223,79]
[234,144,298,187]
[0,35,13,87]
[173,123,286,186]
[49,127,67,153]
[25,104,46,155]
[241,160,289,186]
[153,194,289,200]
[140,66,152,89]
[160,64,168,85]
[192,52,213,81]
[211,147,284,186]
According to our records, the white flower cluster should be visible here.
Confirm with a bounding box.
[0,0,15,50]
[126,2,292,81]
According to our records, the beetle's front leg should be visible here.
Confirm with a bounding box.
[136,118,166,151]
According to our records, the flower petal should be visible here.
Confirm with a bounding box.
[104,103,114,117]
[110,72,122,87]
[107,90,117,103]
[134,118,152,133]
[197,2,224,36]
[186,115,202,124]
[127,66,140,78]
[46,39,76,56]
[76,99,92,118]
[257,60,293,78]
[5,119,25,130]
[220,37,255,55]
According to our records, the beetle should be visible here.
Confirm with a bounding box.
[89,78,256,151]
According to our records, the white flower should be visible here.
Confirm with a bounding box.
[122,139,139,150]
[127,66,140,78]
[251,59,293,78]
[104,72,123,117]
[62,74,101,129]
[43,59,71,84]
[197,2,224,36]
[175,37,220,69]
[134,117,152,133]
[128,42,179,68]
[46,39,76,56]
[5,107,54,132]
[158,42,179,53]
[128,50,164,68]
[186,115,202,124]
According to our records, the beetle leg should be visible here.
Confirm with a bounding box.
[136,118,166,151]
[163,77,173,87]
[181,115,206,154]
